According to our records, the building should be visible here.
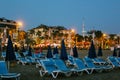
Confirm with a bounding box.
[27,25,76,48]
[0,17,18,48]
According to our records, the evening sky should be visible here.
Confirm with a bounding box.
[0,0,120,34]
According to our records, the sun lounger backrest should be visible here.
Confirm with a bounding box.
[41,60,57,73]
[54,59,68,71]
[53,54,59,59]
[74,58,86,69]
[68,56,74,64]
[109,57,116,62]
[0,61,8,75]
[109,57,119,67]
[117,57,120,61]
[115,57,120,63]
[84,57,95,68]
[98,58,104,62]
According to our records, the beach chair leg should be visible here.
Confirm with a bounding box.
[89,69,94,74]
[16,76,20,80]
[85,70,90,74]
[39,70,46,77]
[51,72,59,78]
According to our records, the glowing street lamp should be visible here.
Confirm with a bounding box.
[68,29,75,48]
[71,29,75,33]
[102,33,107,49]
[17,21,23,27]
[17,21,23,29]
[16,21,23,41]
[103,33,106,37]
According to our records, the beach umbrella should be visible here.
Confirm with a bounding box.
[113,47,117,57]
[47,45,53,58]
[5,35,16,71]
[60,39,68,60]
[53,46,59,55]
[27,46,32,56]
[14,45,18,52]
[73,45,78,58]
[97,46,103,57]
[88,40,97,58]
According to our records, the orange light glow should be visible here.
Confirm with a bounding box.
[17,21,23,26]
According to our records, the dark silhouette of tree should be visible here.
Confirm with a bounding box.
[95,30,103,39]
[29,29,35,34]
[109,34,116,40]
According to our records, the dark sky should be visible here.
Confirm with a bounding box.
[0,0,120,34]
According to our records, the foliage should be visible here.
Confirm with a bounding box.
[25,33,36,46]
[75,34,83,42]
[95,30,103,38]
[109,34,116,40]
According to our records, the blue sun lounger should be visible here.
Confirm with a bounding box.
[73,58,91,74]
[39,59,61,78]
[0,61,21,80]
[53,59,74,77]
[115,57,120,64]
[83,57,104,73]
[84,57,112,73]
[107,56,120,68]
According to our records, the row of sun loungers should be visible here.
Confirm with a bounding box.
[1,51,120,79]
[37,56,114,78]
[1,51,45,65]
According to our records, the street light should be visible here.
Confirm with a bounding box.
[68,29,75,48]
[17,21,23,27]
[102,33,107,49]
[71,29,75,33]
[16,21,23,42]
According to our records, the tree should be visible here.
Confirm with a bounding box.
[37,24,48,30]
[26,38,36,46]
[57,26,67,30]
[109,34,116,40]
[95,30,103,39]
[75,34,83,42]
[30,29,35,34]
[25,33,36,46]
[87,30,103,41]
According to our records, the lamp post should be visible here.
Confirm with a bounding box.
[16,21,23,42]
[68,29,75,48]
[102,33,107,49]
[71,29,75,46]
